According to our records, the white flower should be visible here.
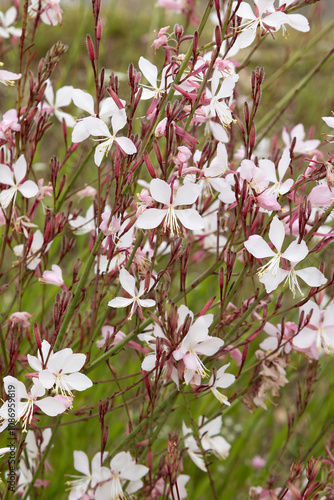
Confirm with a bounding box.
[138,57,172,100]
[13,229,48,271]
[67,451,108,500]
[42,80,75,127]
[108,268,156,319]
[0,155,38,209]
[72,113,137,167]
[234,0,287,50]
[30,342,93,398]
[69,204,96,235]
[136,178,205,235]
[244,216,309,286]
[173,305,224,384]
[0,7,22,39]
[209,363,235,405]
[183,415,230,471]
[203,70,238,129]
[0,376,66,432]
[95,451,149,500]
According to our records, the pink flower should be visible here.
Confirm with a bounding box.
[40,264,66,290]
[0,66,21,86]
[8,312,33,328]
[0,109,20,140]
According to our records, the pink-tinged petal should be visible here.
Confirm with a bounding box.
[175,208,205,230]
[239,159,255,182]
[0,164,14,185]
[278,148,291,180]
[72,120,90,143]
[81,116,110,137]
[38,370,56,389]
[173,183,201,207]
[55,86,73,108]
[63,373,93,391]
[295,267,327,287]
[138,56,158,88]
[196,338,224,355]
[264,322,279,337]
[258,159,276,183]
[259,267,287,293]
[217,185,235,204]
[149,179,171,205]
[62,353,86,374]
[119,268,136,296]
[244,235,275,258]
[257,194,281,211]
[292,328,316,349]
[13,155,27,184]
[108,297,134,308]
[35,396,66,416]
[111,110,127,135]
[72,89,95,115]
[114,137,137,155]
[137,298,156,308]
[285,13,309,32]
[74,450,90,476]
[323,116,334,129]
[282,240,308,263]
[136,208,166,229]
[18,180,38,198]
[269,216,285,252]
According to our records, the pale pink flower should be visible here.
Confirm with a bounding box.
[40,264,66,290]
[108,268,156,319]
[13,229,47,271]
[8,311,33,328]
[293,299,334,356]
[259,149,293,197]
[76,186,97,198]
[0,109,20,140]
[252,455,266,469]
[0,65,21,86]
[28,0,63,26]
[136,178,205,235]
[0,155,38,209]
[203,70,237,129]
[282,124,320,154]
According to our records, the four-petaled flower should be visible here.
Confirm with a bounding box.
[0,155,38,209]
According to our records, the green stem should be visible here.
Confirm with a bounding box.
[54,231,104,350]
